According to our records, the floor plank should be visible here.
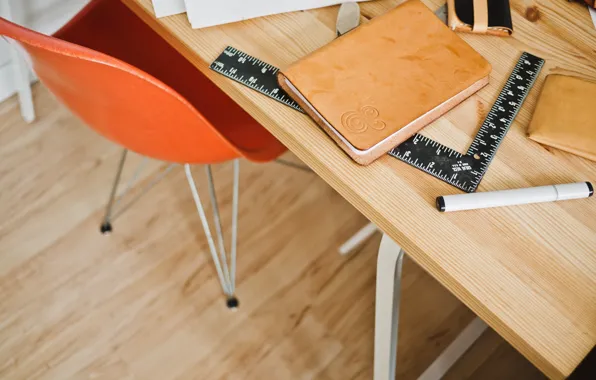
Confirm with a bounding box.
[0,84,545,379]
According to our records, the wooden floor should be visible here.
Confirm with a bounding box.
[0,85,546,380]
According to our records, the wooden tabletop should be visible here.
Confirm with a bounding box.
[122,0,596,378]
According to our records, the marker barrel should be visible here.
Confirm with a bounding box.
[437,182,593,212]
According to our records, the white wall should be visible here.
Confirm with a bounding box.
[0,0,90,102]
[0,40,13,101]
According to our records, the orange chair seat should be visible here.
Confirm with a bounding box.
[51,0,285,162]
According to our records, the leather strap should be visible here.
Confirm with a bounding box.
[472,0,488,33]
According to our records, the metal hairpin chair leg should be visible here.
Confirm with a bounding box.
[100,150,239,308]
[100,148,175,234]
[100,149,128,234]
[185,161,240,309]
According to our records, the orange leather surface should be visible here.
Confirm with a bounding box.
[0,0,286,164]
[527,74,596,162]
[279,0,491,164]
[472,0,488,32]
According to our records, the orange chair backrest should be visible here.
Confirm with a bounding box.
[0,17,239,164]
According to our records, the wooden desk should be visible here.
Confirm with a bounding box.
[122,0,596,378]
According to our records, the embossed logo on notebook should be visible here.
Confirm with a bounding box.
[341,106,386,133]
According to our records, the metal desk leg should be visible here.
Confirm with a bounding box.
[374,233,487,380]
[339,222,378,255]
[417,317,487,380]
[374,233,404,380]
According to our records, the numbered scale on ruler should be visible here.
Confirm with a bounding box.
[211,46,545,193]
[210,47,303,112]
[390,53,544,192]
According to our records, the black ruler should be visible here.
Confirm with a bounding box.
[210,46,544,193]
[390,53,544,192]
[210,46,303,112]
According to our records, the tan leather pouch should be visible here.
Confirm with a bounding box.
[527,74,596,162]
[448,0,513,36]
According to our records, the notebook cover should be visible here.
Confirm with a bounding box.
[527,74,596,162]
[278,0,491,165]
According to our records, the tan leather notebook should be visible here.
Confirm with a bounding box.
[527,74,596,162]
[278,0,491,165]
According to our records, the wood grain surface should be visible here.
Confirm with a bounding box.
[121,0,596,378]
[0,86,545,379]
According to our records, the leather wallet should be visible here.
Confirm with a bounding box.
[278,0,491,165]
[448,0,513,36]
[527,74,596,162]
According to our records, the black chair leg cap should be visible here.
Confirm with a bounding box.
[226,297,239,310]
[100,222,113,235]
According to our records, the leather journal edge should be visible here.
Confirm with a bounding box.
[277,71,491,165]
[277,72,381,165]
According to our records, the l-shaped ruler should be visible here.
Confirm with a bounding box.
[211,46,544,192]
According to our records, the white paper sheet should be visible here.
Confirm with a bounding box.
[152,0,186,18]
[590,7,596,30]
[184,0,372,29]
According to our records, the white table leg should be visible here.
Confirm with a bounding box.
[418,317,487,380]
[374,233,404,380]
[339,222,378,255]
[373,233,486,380]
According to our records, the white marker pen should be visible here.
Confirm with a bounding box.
[437,182,593,212]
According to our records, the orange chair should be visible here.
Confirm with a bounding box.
[0,0,287,308]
